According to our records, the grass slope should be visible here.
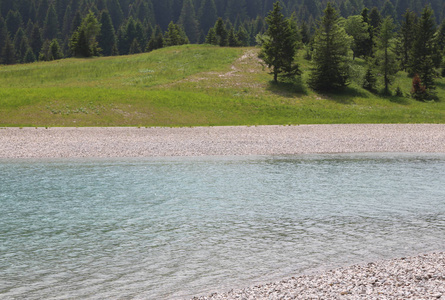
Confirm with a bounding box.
[0,44,444,126]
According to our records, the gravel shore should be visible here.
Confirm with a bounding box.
[192,252,445,300]
[1,124,444,158]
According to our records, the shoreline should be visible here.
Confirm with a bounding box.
[1,124,445,158]
[191,252,445,299]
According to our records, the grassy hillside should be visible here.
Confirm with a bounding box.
[0,44,444,126]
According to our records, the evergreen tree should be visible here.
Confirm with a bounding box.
[62,5,72,37]
[164,21,189,47]
[205,27,217,44]
[23,47,36,62]
[410,5,438,97]
[97,10,116,56]
[198,0,217,35]
[214,18,227,46]
[50,39,63,60]
[259,1,300,83]
[37,0,49,26]
[360,7,374,57]
[309,2,351,91]
[71,10,82,33]
[30,23,42,57]
[300,21,310,44]
[70,11,101,57]
[344,14,370,59]
[146,24,164,51]
[43,4,59,41]
[381,0,396,21]
[227,26,239,46]
[107,0,124,30]
[362,67,377,92]
[178,0,199,43]
[236,26,249,46]
[70,27,91,57]
[369,7,382,30]
[375,17,398,95]
[1,35,16,64]
[128,38,142,53]
[396,9,417,71]
[6,10,23,37]
[13,27,28,61]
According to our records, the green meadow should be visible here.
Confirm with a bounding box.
[0,44,444,126]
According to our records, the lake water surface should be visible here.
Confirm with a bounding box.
[1,153,444,299]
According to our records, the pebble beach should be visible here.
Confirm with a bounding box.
[1,124,445,158]
[1,124,444,299]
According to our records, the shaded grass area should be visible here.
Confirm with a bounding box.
[0,44,444,126]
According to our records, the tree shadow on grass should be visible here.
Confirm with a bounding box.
[388,94,411,105]
[324,86,369,104]
[266,76,308,98]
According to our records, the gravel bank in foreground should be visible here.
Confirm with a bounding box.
[1,124,444,158]
[192,252,445,300]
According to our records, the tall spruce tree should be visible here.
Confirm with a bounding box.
[1,34,16,64]
[97,10,116,56]
[164,21,188,46]
[43,4,59,40]
[198,0,217,35]
[344,14,370,59]
[178,0,199,43]
[375,17,398,95]
[410,5,437,98]
[258,1,300,83]
[309,2,351,91]
[29,23,42,57]
[396,9,417,71]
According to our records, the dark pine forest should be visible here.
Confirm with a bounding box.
[0,0,444,64]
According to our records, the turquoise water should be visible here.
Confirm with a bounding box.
[1,153,444,299]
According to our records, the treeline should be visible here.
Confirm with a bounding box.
[1,0,445,65]
[260,2,443,100]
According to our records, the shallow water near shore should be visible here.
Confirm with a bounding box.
[1,153,444,299]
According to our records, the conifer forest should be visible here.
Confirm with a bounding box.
[1,0,445,99]
[0,0,443,62]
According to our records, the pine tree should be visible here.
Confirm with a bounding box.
[178,0,199,43]
[344,14,370,59]
[164,21,189,47]
[50,39,63,60]
[369,7,382,30]
[198,0,217,35]
[146,25,164,52]
[70,27,91,57]
[30,23,42,57]
[0,17,8,53]
[259,1,300,83]
[375,17,398,95]
[13,27,28,62]
[70,11,101,57]
[43,4,59,41]
[214,18,227,46]
[1,35,16,64]
[227,26,239,46]
[205,27,217,44]
[128,38,142,54]
[37,0,49,26]
[410,5,437,97]
[363,67,377,92]
[97,10,117,56]
[309,3,351,91]
[6,10,23,37]
[107,0,124,30]
[396,9,417,71]
[23,47,36,63]
[236,26,249,46]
